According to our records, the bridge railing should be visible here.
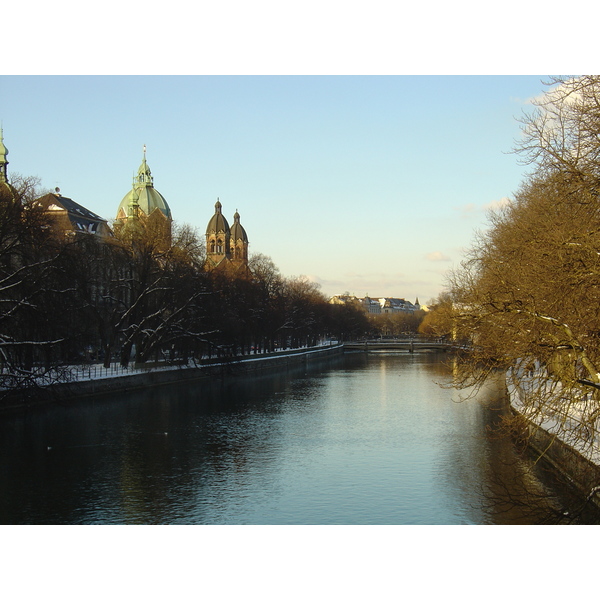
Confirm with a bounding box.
[345,336,451,345]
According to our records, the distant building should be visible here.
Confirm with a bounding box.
[329,294,420,315]
[361,295,382,314]
[329,294,359,305]
[378,297,418,314]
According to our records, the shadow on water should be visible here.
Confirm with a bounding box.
[440,367,600,525]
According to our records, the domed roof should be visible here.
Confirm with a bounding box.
[206,199,230,234]
[118,186,171,219]
[230,210,248,242]
[116,149,171,220]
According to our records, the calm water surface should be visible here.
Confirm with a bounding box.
[0,353,586,524]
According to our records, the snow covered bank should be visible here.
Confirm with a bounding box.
[507,368,600,503]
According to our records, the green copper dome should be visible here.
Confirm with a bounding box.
[116,149,171,220]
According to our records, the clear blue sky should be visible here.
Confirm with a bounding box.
[1,75,550,302]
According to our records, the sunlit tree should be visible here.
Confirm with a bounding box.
[448,76,600,454]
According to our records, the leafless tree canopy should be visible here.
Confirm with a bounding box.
[440,76,600,452]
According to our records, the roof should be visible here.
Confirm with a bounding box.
[206,199,230,235]
[37,193,110,235]
[379,297,417,311]
[230,210,248,242]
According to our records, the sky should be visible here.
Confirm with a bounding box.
[0,75,553,303]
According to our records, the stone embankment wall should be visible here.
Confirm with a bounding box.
[508,376,600,510]
[4,344,344,412]
[521,417,600,509]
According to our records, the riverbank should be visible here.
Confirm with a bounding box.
[0,343,344,415]
[507,372,600,510]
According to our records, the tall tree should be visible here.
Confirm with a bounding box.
[0,177,78,396]
[105,220,211,366]
[449,76,600,451]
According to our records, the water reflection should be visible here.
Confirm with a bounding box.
[0,353,594,524]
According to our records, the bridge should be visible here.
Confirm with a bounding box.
[343,338,456,353]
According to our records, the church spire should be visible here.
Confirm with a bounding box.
[136,144,153,186]
[0,126,9,184]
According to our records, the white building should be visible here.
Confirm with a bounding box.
[329,294,421,315]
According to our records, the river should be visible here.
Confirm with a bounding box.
[0,352,594,524]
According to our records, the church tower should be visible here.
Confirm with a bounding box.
[115,146,172,246]
[0,126,10,191]
[205,200,250,274]
[205,199,231,268]
[229,209,249,263]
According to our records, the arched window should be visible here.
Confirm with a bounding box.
[210,240,215,253]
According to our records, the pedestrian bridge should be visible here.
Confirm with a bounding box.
[343,339,455,353]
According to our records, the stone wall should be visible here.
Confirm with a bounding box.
[523,417,600,509]
[2,344,344,412]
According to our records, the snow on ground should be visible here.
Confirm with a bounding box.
[5,341,341,388]
[508,366,600,467]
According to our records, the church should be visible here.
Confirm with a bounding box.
[204,198,250,276]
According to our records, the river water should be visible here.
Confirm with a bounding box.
[0,352,592,524]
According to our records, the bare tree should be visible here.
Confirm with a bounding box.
[515,75,600,185]
[0,177,79,398]
[448,166,600,454]
[105,220,213,366]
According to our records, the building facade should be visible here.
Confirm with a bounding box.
[329,294,420,314]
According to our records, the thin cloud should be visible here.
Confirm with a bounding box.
[455,203,477,217]
[509,96,536,105]
[483,197,511,212]
[426,251,451,262]
[455,197,511,217]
